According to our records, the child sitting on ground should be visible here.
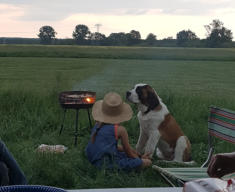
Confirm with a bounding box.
[86,92,152,171]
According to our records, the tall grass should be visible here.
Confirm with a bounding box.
[0,88,234,189]
[0,88,168,188]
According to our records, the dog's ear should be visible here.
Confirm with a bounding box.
[136,86,146,103]
[146,91,160,110]
[144,85,160,114]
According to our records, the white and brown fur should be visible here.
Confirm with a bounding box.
[126,83,192,162]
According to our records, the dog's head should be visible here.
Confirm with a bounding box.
[126,84,160,114]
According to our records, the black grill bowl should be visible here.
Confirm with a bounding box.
[59,91,96,109]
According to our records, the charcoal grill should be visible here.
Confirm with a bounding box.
[59,91,96,146]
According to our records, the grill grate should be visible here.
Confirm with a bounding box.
[59,91,96,109]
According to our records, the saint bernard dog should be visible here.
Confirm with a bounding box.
[126,83,192,162]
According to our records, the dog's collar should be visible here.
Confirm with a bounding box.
[144,108,151,115]
[143,104,162,115]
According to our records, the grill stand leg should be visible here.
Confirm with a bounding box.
[74,109,79,146]
[59,109,67,135]
[87,108,92,129]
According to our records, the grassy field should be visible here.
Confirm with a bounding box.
[0,45,234,189]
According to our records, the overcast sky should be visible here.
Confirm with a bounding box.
[1,0,235,39]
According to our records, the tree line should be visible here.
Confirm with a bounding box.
[0,19,234,48]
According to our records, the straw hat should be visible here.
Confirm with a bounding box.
[92,92,133,124]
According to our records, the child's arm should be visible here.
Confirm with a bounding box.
[117,125,139,158]
[117,145,140,156]
[117,145,124,151]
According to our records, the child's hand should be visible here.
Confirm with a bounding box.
[141,152,152,159]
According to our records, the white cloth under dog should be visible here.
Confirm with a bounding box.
[37,144,68,153]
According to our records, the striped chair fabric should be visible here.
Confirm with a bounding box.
[208,106,235,144]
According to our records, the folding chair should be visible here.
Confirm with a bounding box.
[152,106,235,187]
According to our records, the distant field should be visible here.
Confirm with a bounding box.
[1,44,235,61]
[0,45,234,189]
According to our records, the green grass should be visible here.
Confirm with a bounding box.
[0,45,235,189]
[1,57,235,98]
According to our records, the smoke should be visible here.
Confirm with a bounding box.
[72,62,143,99]
[72,66,113,98]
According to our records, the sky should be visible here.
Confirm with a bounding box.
[0,0,235,39]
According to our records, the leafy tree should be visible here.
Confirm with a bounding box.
[145,33,156,45]
[176,30,198,46]
[88,32,106,45]
[89,32,106,41]
[164,36,173,40]
[204,19,233,47]
[126,30,141,45]
[72,24,90,44]
[107,32,128,45]
[38,26,57,44]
